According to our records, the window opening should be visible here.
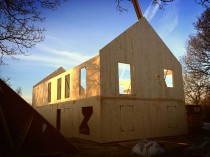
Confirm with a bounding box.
[164,69,173,87]
[65,74,70,98]
[118,63,132,94]
[57,78,61,100]
[56,109,61,131]
[80,67,86,95]
[48,82,51,102]
[79,106,93,135]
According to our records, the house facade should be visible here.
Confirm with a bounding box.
[32,17,188,143]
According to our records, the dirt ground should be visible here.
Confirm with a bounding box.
[68,128,210,157]
[1,127,209,157]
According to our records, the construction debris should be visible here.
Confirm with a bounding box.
[131,139,165,157]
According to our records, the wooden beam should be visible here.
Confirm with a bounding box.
[132,0,143,20]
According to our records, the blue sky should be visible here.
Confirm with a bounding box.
[0,0,205,103]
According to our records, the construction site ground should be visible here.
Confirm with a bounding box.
[69,126,210,157]
[1,125,210,157]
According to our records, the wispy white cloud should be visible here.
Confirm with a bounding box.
[144,0,179,38]
[17,44,94,68]
[144,1,161,22]
[45,35,66,45]
[118,63,130,81]
[37,44,92,62]
[157,6,179,38]
[18,54,71,67]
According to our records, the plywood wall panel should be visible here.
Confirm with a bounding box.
[100,18,184,101]
[33,55,100,107]
[34,96,101,142]
[101,98,187,143]
[71,96,101,142]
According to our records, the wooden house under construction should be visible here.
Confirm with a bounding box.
[32,17,188,143]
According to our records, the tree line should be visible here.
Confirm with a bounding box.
[181,8,210,120]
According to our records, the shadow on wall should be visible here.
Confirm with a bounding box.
[79,58,100,97]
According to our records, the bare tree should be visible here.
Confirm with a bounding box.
[0,75,10,85]
[0,0,66,65]
[184,8,210,78]
[0,77,23,95]
[182,69,209,105]
[115,0,174,12]
[181,7,210,105]
[15,87,22,96]
[196,0,210,7]
[115,0,209,12]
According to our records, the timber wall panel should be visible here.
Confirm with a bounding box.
[32,55,100,107]
[99,17,184,100]
[35,96,101,142]
[70,96,101,142]
[32,82,48,107]
[101,98,187,143]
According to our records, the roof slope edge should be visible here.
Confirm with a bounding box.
[34,67,65,87]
